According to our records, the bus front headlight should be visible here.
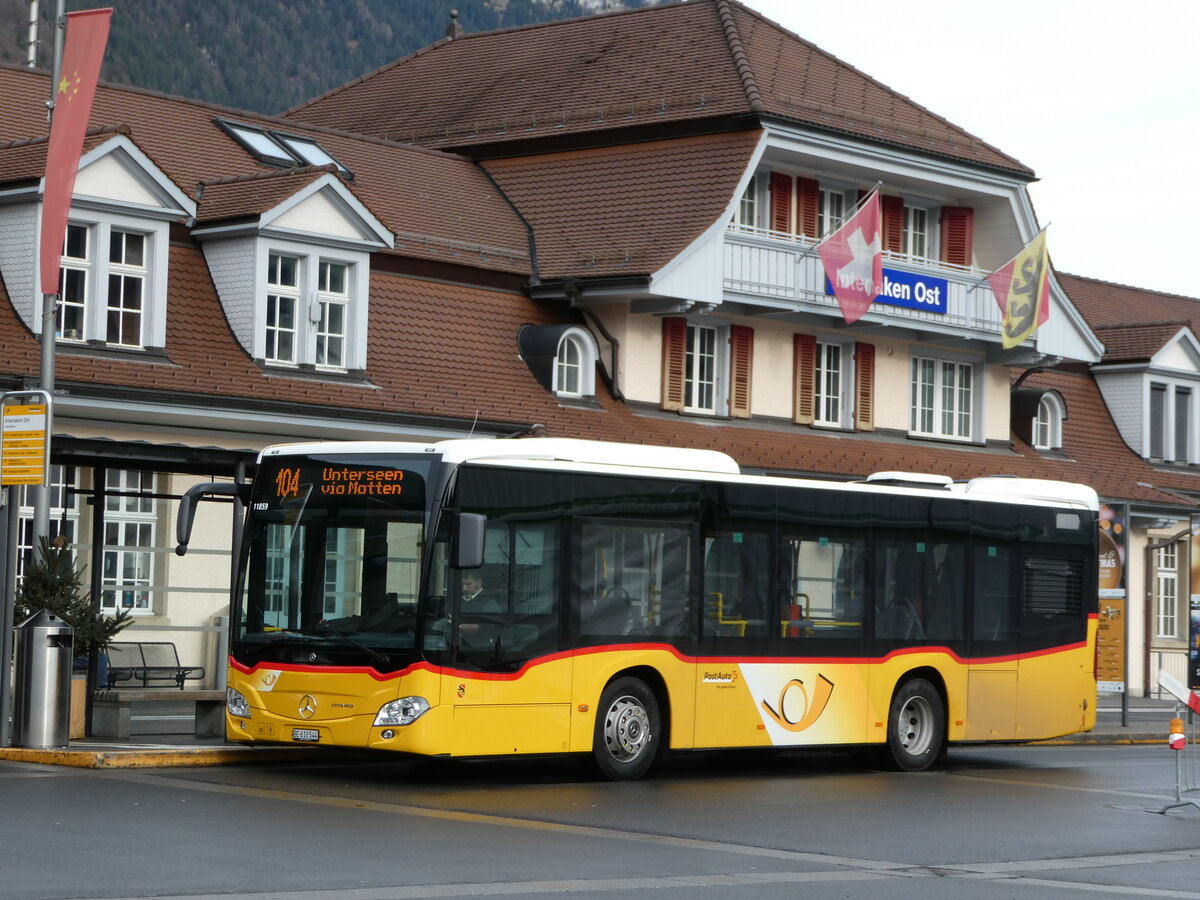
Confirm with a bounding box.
[227,686,250,719]
[374,696,430,726]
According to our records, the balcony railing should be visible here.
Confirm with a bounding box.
[723,225,1004,338]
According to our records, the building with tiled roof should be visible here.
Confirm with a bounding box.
[0,1,1194,716]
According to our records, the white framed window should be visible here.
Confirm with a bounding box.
[259,244,362,372]
[265,252,300,364]
[735,174,758,229]
[315,260,348,369]
[814,341,844,427]
[105,229,146,348]
[57,224,89,342]
[1154,542,1180,640]
[101,470,157,614]
[1148,380,1195,463]
[552,327,599,399]
[16,466,81,582]
[903,204,930,259]
[685,323,721,414]
[1034,393,1066,450]
[910,355,974,440]
[818,188,845,239]
[54,217,159,349]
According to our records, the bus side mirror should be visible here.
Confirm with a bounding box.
[453,513,486,569]
[176,481,251,556]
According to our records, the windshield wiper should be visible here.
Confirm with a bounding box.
[293,628,389,666]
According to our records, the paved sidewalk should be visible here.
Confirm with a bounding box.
[0,697,1189,769]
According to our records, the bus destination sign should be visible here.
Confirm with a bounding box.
[275,465,406,500]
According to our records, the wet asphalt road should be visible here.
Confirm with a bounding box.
[2,742,1198,900]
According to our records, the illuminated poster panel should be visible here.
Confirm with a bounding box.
[1097,503,1127,693]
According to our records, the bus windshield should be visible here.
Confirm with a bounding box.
[234,453,439,670]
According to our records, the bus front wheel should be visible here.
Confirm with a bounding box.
[886,678,945,772]
[593,677,661,781]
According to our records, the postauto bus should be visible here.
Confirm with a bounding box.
[176,438,1097,779]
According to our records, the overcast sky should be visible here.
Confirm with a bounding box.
[743,0,1199,299]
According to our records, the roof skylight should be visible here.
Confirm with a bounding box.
[216,119,351,176]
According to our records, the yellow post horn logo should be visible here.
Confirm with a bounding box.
[761,675,834,732]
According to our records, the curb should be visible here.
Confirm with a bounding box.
[0,745,315,769]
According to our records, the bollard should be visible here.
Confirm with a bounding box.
[13,609,74,749]
[1169,717,1186,751]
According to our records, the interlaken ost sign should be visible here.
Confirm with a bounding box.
[826,267,949,314]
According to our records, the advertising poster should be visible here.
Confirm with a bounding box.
[1096,503,1127,693]
[1190,517,1200,689]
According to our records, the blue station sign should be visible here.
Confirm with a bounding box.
[826,267,948,315]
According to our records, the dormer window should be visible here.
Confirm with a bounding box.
[260,247,360,372]
[265,252,300,364]
[54,218,155,349]
[1033,393,1066,450]
[316,261,348,368]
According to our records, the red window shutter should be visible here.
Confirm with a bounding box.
[793,333,816,425]
[854,342,875,432]
[881,195,905,254]
[769,172,792,234]
[940,206,974,267]
[729,325,754,419]
[796,177,819,238]
[661,317,687,412]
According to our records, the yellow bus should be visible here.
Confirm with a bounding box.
[178,438,1098,779]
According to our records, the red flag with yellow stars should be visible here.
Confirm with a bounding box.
[38,8,112,295]
[988,228,1051,349]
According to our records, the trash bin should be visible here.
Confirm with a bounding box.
[14,609,73,749]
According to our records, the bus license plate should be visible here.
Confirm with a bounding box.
[292,728,320,742]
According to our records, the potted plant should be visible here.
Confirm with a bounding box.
[14,535,132,690]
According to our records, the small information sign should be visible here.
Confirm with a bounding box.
[1,392,52,487]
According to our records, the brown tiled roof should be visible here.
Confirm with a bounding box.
[287,0,1029,175]
[483,130,761,279]
[1059,272,1200,330]
[1058,273,1200,364]
[0,65,531,275]
[1092,322,1190,364]
[196,167,334,223]
[1012,368,1199,506]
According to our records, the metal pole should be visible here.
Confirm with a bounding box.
[25,0,40,68]
[32,0,66,566]
[85,466,105,736]
[0,487,19,746]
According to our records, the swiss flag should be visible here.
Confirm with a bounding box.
[817,190,883,324]
[38,8,112,295]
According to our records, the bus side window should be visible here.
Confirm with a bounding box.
[702,531,770,638]
[785,533,865,639]
[578,520,692,638]
[973,543,1014,642]
[925,540,966,641]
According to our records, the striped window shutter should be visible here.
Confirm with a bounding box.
[661,317,688,412]
[940,206,974,267]
[769,172,792,233]
[881,195,905,254]
[729,325,754,419]
[793,333,816,425]
[854,342,875,431]
[796,177,820,238]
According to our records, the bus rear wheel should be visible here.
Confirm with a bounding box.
[593,677,661,781]
[886,678,945,772]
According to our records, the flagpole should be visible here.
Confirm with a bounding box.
[31,0,66,564]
